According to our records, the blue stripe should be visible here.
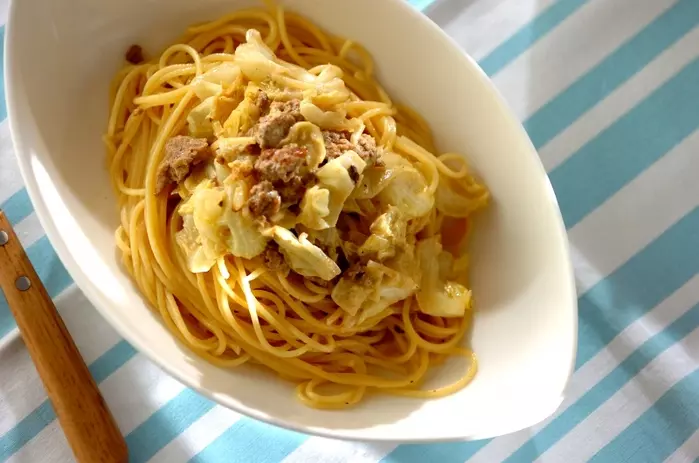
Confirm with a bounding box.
[91,340,137,383]
[189,419,308,463]
[6,2,692,461]
[525,0,699,149]
[384,207,699,462]
[120,4,592,461]
[480,0,589,76]
[0,0,587,457]
[385,24,699,463]
[0,401,54,462]
[0,236,73,338]
[409,0,438,11]
[381,440,488,463]
[550,57,699,228]
[505,207,699,461]
[505,300,699,463]
[126,389,309,463]
[0,340,136,461]
[1,188,33,226]
[198,2,596,461]
[126,389,215,463]
[590,368,699,463]
[575,207,699,368]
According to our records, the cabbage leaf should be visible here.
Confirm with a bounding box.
[415,237,472,317]
[271,226,341,280]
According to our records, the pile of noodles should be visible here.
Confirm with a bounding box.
[105,1,489,408]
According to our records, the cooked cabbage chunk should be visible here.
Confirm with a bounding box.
[332,261,418,326]
[359,206,407,261]
[175,178,267,272]
[167,28,486,335]
[299,150,367,230]
[416,237,472,317]
[271,226,341,281]
[377,153,433,219]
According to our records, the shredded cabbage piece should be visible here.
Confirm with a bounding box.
[187,96,216,139]
[176,180,226,272]
[283,121,326,169]
[331,263,385,316]
[214,137,256,159]
[300,100,362,132]
[377,153,433,218]
[235,30,314,84]
[271,226,341,281]
[222,83,266,137]
[333,260,418,326]
[167,28,486,336]
[221,208,268,259]
[299,150,367,230]
[298,186,331,229]
[415,237,472,317]
[190,62,241,100]
[359,206,407,261]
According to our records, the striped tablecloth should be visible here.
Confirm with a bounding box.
[2,0,699,461]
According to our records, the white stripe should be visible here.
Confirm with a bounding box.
[13,213,45,249]
[664,429,699,463]
[429,0,556,62]
[0,0,9,29]
[567,128,699,295]
[9,120,694,457]
[0,326,19,348]
[0,120,23,205]
[0,286,121,436]
[149,406,242,463]
[467,277,699,463]
[6,355,187,462]
[7,421,70,463]
[539,327,699,463]
[282,438,395,463]
[540,24,699,171]
[494,0,676,121]
[0,334,47,438]
[99,354,186,434]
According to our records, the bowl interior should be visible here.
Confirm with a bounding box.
[6,0,577,441]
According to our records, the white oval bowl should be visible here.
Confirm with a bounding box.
[5,0,577,442]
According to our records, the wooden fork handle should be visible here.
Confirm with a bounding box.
[0,212,128,463]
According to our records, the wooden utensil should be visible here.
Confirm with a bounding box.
[0,211,128,463]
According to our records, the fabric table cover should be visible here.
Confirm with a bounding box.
[2,0,699,461]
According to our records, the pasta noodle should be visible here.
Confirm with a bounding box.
[105,0,489,408]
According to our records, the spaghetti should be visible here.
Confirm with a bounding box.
[106,1,489,408]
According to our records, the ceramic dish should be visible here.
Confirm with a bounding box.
[5,0,577,441]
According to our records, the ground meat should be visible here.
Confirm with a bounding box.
[261,243,288,273]
[270,99,301,116]
[355,134,382,166]
[254,99,303,148]
[322,131,382,167]
[247,181,281,218]
[254,145,312,202]
[322,131,354,160]
[255,145,307,183]
[155,136,211,194]
[254,90,271,116]
[125,44,144,64]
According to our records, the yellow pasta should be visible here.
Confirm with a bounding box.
[105,0,488,409]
